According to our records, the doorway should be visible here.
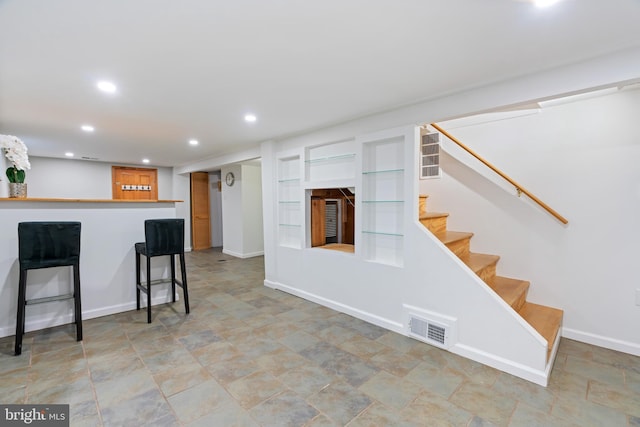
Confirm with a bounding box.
[190,172,211,250]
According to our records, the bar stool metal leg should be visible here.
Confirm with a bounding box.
[73,262,83,341]
[135,251,141,311]
[15,269,27,356]
[180,253,190,314]
[170,255,176,303]
[146,256,152,323]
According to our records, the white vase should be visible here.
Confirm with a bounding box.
[0,150,8,198]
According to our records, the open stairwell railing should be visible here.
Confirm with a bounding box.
[429,122,568,225]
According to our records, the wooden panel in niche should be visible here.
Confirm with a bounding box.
[311,197,326,247]
[112,166,158,200]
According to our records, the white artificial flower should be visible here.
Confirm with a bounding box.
[0,134,31,170]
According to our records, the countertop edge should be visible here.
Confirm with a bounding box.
[0,198,183,203]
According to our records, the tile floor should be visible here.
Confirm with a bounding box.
[1,248,639,426]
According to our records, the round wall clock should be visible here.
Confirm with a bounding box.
[225,172,235,186]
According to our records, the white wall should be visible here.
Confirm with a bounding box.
[172,171,191,251]
[221,164,243,256]
[241,164,264,256]
[209,172,223,247]
[15,156,192,250]
[221,163,264,258]
[26,157,174,199]
[422,88,640,354]
[263,126,551,384]
[258,49,640,385]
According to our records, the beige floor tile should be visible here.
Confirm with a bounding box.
[358,370,423,410]
[449,382,517,426]
[587,379,640,418]
[167,379,234,424]
[226,370,286,409]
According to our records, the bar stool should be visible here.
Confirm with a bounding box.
[15,222,82,356]
[135,218,190,323]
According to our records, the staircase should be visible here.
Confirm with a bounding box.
[418,195,563,362]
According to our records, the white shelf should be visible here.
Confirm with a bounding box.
[305,153,355,164]
[278,156,302,249]
[361,137,405,266]
[303,178,356,190]
[305,142,356,182]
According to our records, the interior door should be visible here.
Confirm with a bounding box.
[112,166,158,200]
[190,172,211,250]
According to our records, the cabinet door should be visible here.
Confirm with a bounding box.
[112,166,158,200]
[311,197,326,247]
[342,198,355,244]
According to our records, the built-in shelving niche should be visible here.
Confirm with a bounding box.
[278,156,302,248]
[305,141,356,184]
[361,136,405,266]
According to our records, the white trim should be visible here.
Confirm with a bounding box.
[223,249,264,259]
[264,279,403,334]
[451,338,558,387]
[562,327,640,356]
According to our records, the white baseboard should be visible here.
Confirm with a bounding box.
[264,279,403,334]
[563,327,640,356]
[0,293,179,339]
[223,249,264,259]
[451,343,549,387]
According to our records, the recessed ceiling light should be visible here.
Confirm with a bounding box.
[65,152,74,157]
[81,125,94,132]
[244,114,257,123]
[96,80,117,94]
[142,158,150,164]
[534,0,560,8]
[189,139,199,146]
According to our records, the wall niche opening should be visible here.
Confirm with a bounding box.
[310,188,355,253]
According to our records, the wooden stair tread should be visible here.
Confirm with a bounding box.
[434,230,474,245]
[490,276,529,311]
[460,252,500,273]
[419,212,449,220]
[518,302,563,359]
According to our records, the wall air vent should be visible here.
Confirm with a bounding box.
[420,132,440,179]
[408,314,451,349]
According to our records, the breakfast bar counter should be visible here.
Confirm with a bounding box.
[0,198,184,338]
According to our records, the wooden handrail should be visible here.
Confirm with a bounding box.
[429,122,568,225]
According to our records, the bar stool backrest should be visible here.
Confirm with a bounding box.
[144,219,184,257]
[18,222,81,270]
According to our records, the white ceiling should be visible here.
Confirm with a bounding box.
[1,0,639,168]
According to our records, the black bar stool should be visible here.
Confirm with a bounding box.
[15,222,82,356]
[135,218,190,323]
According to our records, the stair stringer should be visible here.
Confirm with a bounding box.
[402,220,555,386]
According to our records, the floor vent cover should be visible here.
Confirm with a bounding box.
[409,315,450,348]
